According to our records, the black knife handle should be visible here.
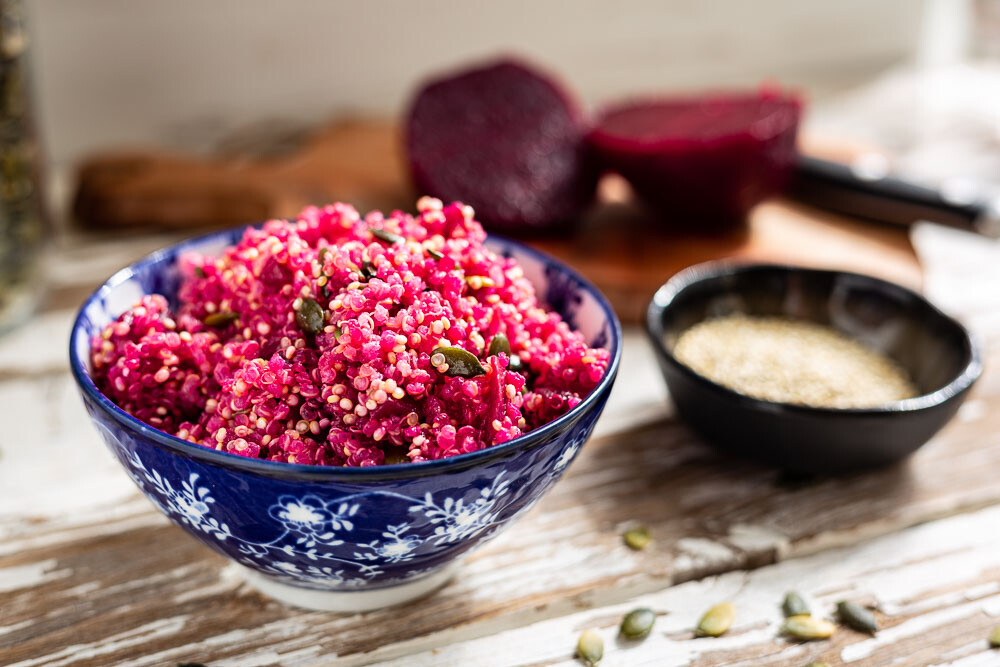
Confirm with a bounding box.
[789,155,1000,237]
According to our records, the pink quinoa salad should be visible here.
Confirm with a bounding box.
[90,198,609,467]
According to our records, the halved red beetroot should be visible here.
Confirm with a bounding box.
[405,59,597,233]
[589,89,802,230]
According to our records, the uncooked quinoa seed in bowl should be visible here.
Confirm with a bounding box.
[645,261,980,474]
[90,197,609,467]
[70,198,620,611]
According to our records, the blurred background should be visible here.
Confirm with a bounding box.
[8,3,1000,661]
[23,0,989,169]
[27,0,927,169]
[4,0,1000,328]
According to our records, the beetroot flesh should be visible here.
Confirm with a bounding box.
[405,59,597,234]
[589,90,802,231]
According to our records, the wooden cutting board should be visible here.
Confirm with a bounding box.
[73,118,921,322]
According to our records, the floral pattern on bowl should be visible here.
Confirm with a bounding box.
[71,228,621,610]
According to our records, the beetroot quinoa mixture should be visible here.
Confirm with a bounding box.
[90,199,609,467]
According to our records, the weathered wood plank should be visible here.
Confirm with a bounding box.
[2,220,998,664]
[1,335,999,664]
[373,504,1000,667]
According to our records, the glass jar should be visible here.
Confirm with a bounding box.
[0,0,44,335]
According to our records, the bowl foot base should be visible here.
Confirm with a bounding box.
[240,564,456,612]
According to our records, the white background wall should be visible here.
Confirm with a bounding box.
[26,0,925,169]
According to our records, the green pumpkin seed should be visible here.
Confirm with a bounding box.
[369,226,404,244]
[696,602,734,637]
[295,297,325,335]
[620,607,656,640]
[204,311,238,328]
[782,614,835,640]
[836,600,877,634]
[989,626,1000,647]
[427,247,444,260]
[430,346,486,378]
[488,333,511,357]
[576,629,603,666]
[782,591,810,617]
[623,525,650,551]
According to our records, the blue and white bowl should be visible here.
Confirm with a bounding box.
[69,227,622,611]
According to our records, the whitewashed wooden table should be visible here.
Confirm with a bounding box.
[2,224,1000,666]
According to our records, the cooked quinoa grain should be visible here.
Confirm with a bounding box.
[91,201,608,466]
[673,314,916,408]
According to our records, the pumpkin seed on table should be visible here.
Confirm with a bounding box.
[696,602,734,637]
[369,226,405,244]
[782,591,810,617]
[836,600,877,634]
[294,297,325,334]
[623,525,651,551]
[488,333,511,357]
[204,311,239,328]
[576,629,603,666]
[619,608,656,640]
[782,614,836,640]
[430,346,487,378]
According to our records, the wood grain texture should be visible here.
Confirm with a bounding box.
[531,188,923,324]
[73,120,413,231]
[1,295,998,664]
[70,119,922,323]
[0,184,989,665]
[384,504,1000,666]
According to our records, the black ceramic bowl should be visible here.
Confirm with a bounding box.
[645,262,982,474]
